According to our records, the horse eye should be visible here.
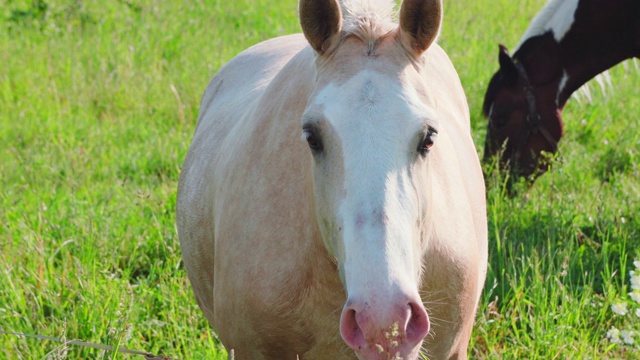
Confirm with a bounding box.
[303,128,323,152]
[418,129,437,154]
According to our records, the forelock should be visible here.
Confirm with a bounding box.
[340,0,397,44]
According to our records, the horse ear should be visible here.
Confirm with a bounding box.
[299,0,342,55]
[398,0,443,56]
[498,44,518,86]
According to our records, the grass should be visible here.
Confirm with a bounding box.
[0,0,638,358]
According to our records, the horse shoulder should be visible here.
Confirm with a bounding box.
[177,33,311,328]
[179,33,348,357]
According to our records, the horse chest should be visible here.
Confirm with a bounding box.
[214,242,348,359]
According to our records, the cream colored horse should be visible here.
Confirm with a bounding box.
[177,0,487,359]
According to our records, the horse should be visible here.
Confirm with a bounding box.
[177,0,487,359]
[483,0,640,179]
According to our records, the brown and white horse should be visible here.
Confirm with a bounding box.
[483,0,640,178]
[177,0,487,359]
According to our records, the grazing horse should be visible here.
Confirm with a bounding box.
[483,0,640,178]
[177,0,487,359]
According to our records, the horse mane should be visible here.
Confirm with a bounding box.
[340,0,397,46]
[514,0,574,51]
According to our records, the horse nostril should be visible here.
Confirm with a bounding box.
[406,302,430,343]
[340,300,431,354]
[340,307,365,349]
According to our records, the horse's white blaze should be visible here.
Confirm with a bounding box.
[516,0,579,50]
[311,69,433,299]
[338,173,418,302]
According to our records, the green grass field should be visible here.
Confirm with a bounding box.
[1,0,638,358]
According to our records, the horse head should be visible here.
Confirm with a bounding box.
[299,0,443,358]
[483,44,563,179]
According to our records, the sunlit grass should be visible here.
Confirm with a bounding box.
[0,0,638,358]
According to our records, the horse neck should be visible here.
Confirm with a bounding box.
[555,43,637,109]
[516,0,640,109]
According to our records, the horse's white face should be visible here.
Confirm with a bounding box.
[299,0,444,357]
[301,44,437,359]
[303,66,437,279]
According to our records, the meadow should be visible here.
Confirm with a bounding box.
[0,0,638,358]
